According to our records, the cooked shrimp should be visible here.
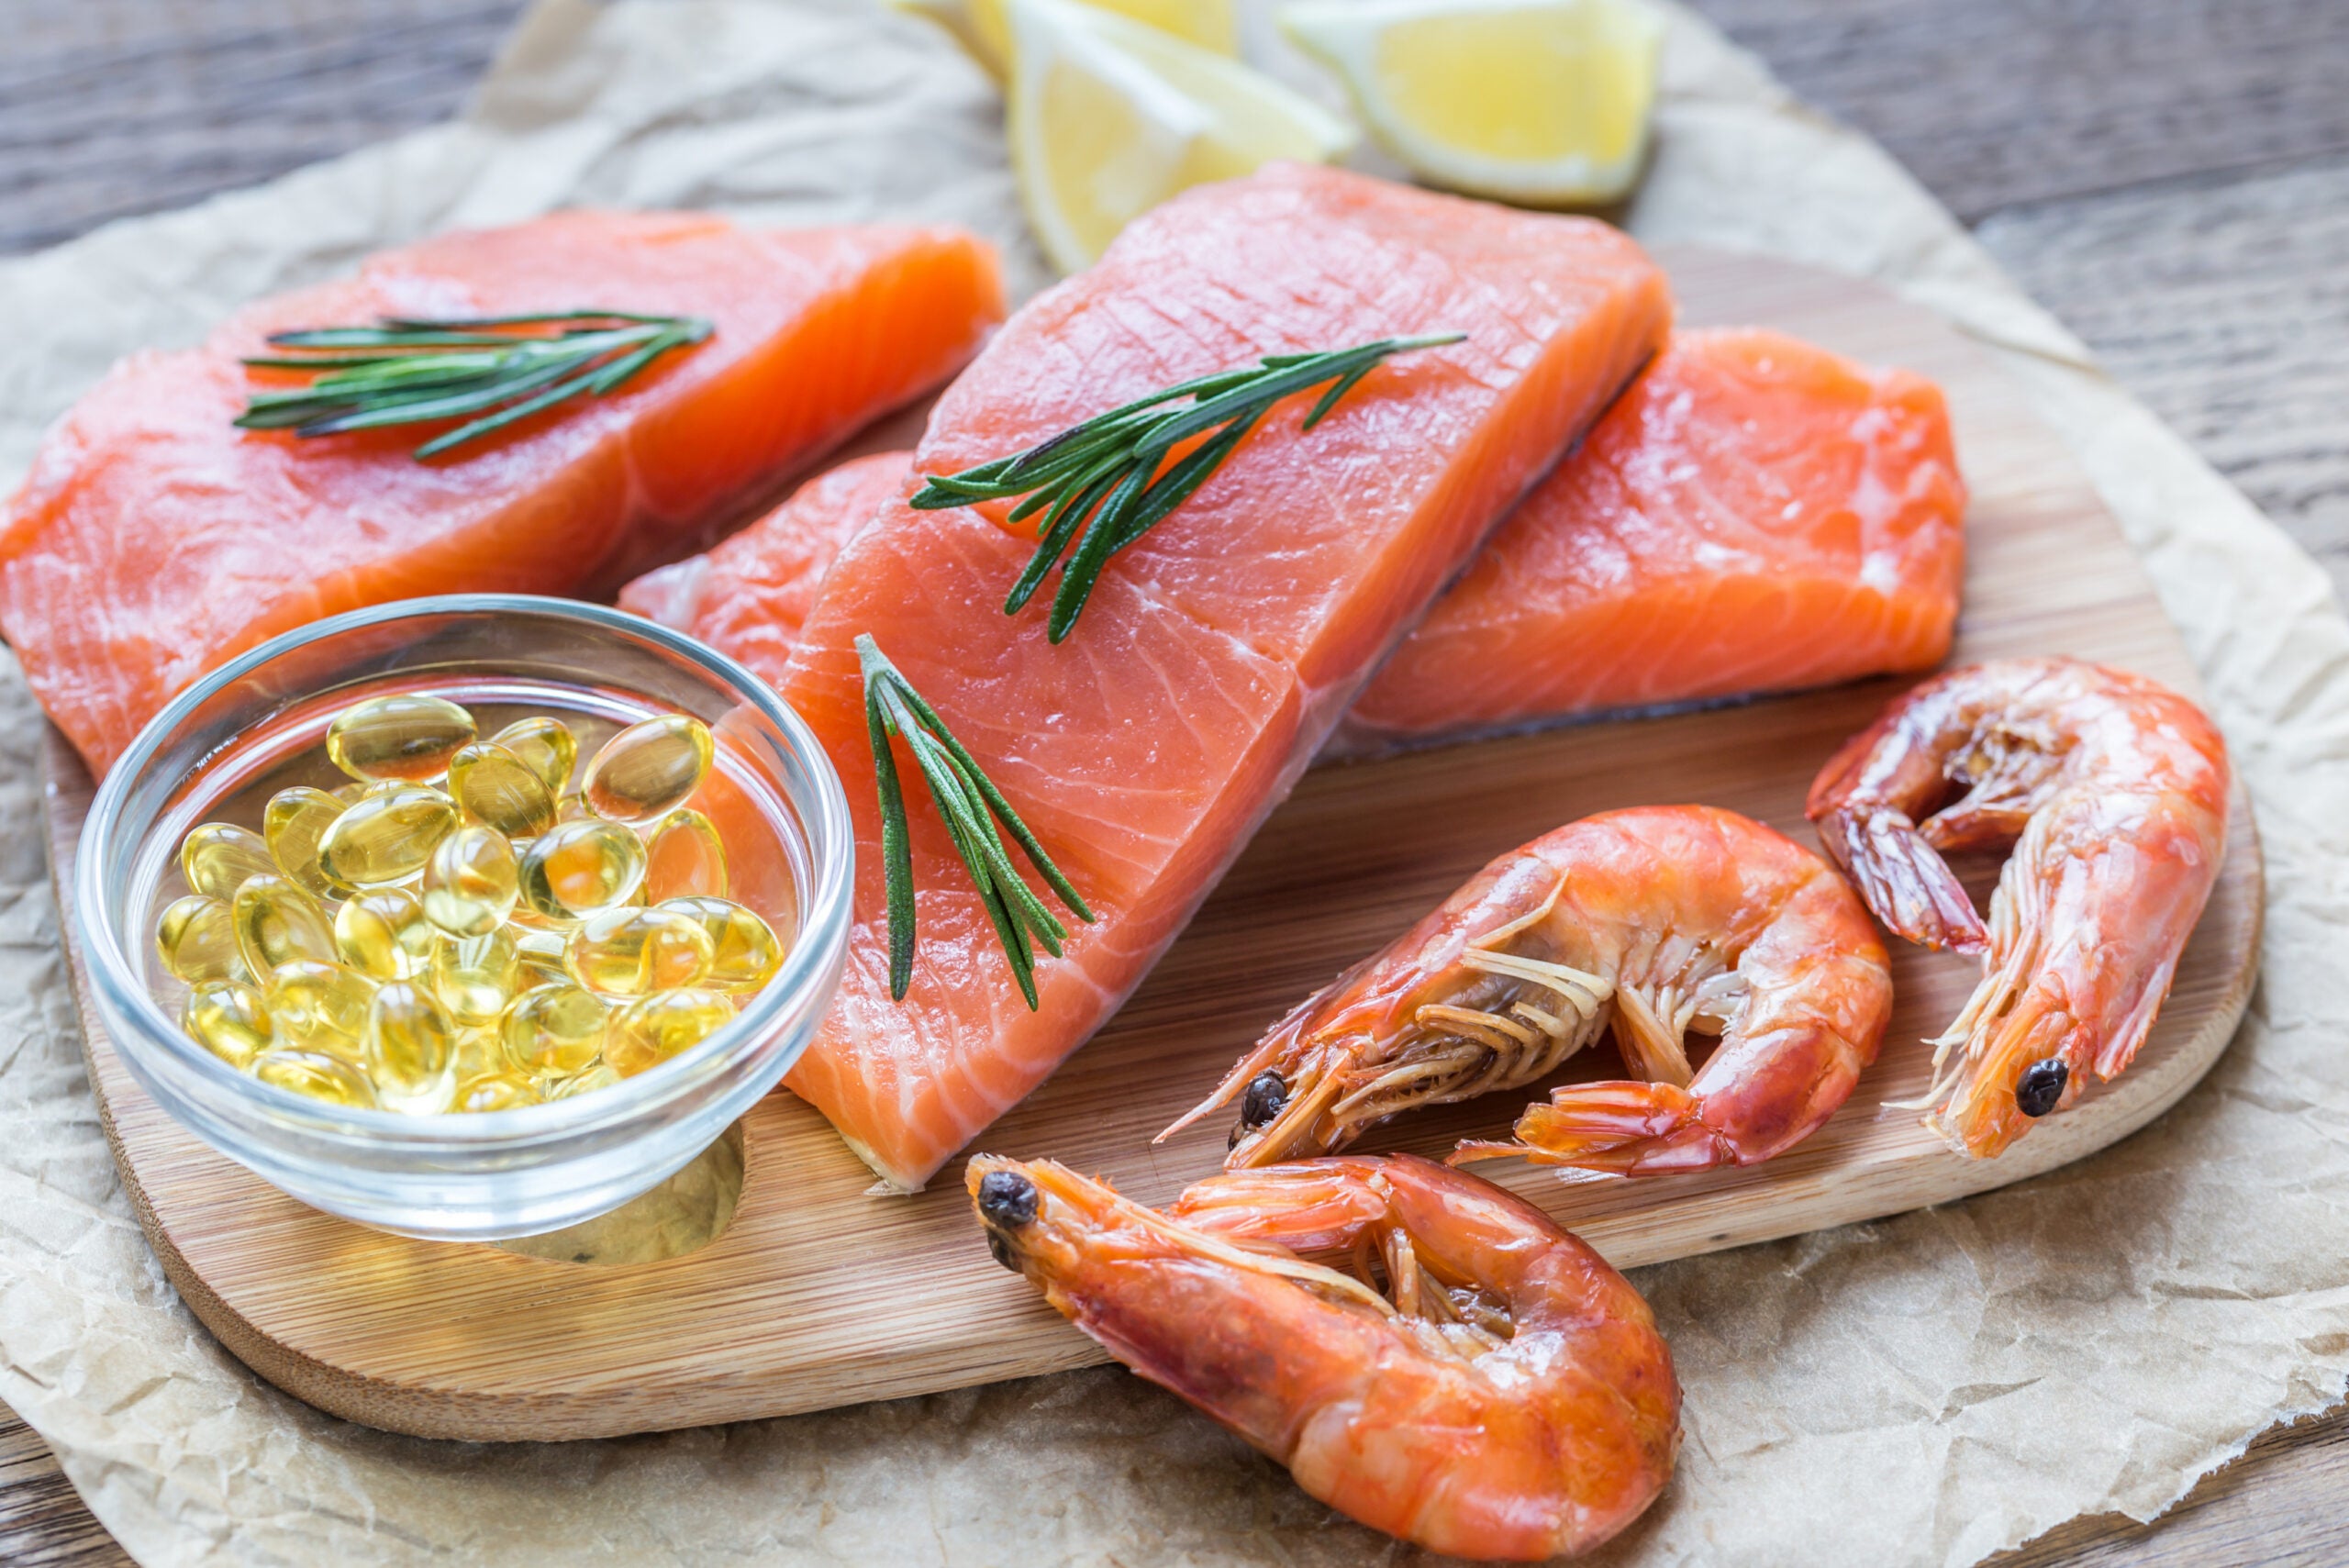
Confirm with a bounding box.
[1806,656,2231,1158]
[1163,805,1891,1176]
[969,1152,1679,1561]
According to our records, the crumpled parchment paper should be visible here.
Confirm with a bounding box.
[0,2,2343,1564]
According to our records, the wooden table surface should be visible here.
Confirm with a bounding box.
[4,1,2346,1562]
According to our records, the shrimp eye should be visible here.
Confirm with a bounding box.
[1239,1071,1288,1129]
[2016,1058,2069,1118]
[977,1170,1039,1230]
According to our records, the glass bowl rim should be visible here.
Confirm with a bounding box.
[74,592,855,1148]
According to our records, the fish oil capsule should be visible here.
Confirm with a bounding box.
[254,1049,376,1109]
[180,822,277,901]
[564,906,714,998]
[517,818,647,923]
[491,716,578,795]
[420,824,520,938]
[451,1025,507,1084]
[657,895,784,994]
[364,981,458,1114]
[331,779,398,807]
[231,873,339,975]
[500,981,607,1077]
[262,786,346,900]
[453,1072,540,1113]
[448,742,557,839]
[317,784,457,888]
[643,808,729,902]
[606,989,735,1077]
[553,789,593,823]
[543,1062,623,1101]
[263,960,374,1059]
[182,980,273,1068]
[155,894,248,985]
[326,694,476,783]
[432,925,521,1028]
[334,887,436,981]
[580,714,714,824]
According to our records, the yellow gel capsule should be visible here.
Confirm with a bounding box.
[606,988,735,1077]
[326,694,476,783]
[182,980,273,1068]
[453,1071,540,1113]
[331,779,398,807]
[581,714,714,824]
[334,887,435,981]
[317,784,457,888]
[420,824,520,938]
[543,1062,623,1101]
[180,822,276,901]
[262,786,346,900]
[492,716,579,795]
[364,981,457,1114]
[155,894,248,985]
[657,895,784,995]
[254,1049,377,1108]
[449,741,557,839]
[500,982,607,1077]
[643,808,729,902]
[451,1024,508,1084]
[564,907,714,998]
[432,926,521,1028]
[263,960,374,1059]
[517,817,647,922]
[231,873,338,976]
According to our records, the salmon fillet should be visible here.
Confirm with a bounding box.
[629,328,1965,749]
[1339,328,1965,749]
[773,164,1669,1190]
[0,209,1005,775]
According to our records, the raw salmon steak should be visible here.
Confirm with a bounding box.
[629,330,1965,746]
[1338,327,1965,750]
[0,209,1005,775]
[774,164,1670,1190]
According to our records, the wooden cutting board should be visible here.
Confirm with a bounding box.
[42,250,2261,1442]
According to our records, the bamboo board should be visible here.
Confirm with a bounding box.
[43,250,2261,1442]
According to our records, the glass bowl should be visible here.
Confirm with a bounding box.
[74,595,852,1242]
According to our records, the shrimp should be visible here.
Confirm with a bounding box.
[1806,656,2231,1158]
[1163,805,1891,1176]
[969,1152,1679,1561]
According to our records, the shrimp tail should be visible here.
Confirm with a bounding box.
[1811,805,1989,955]
[1452,1082,1742,1176]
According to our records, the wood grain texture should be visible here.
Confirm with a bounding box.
[1978,154,2349,604]
[1690,0,2349,222]
[38,251,2261,1445]
[4,0,2344,1562]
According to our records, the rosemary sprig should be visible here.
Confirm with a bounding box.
[859,635,1093,1007]
[907,332,1464,641]
[235,309,713,459]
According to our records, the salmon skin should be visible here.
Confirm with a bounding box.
[0,209,1005,776]
[768,164,1669,1191]
[629,328,1965,749]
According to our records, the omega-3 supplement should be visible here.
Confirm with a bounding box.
[326,694,478,783]
[580,714,714,823]
[156,894,248,985]
[518,818,647,922]
[231,873,339,975]
[317,784,459,888]
[422,823,521,938]
[150,691,789,1115]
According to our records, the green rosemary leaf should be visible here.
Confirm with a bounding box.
[856,635,1093,1005]
[236,310,713,460]
[907,332,1464,640]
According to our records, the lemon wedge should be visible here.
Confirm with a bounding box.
[1279,0,1664,206]
[1007,0,1356,274]
[890,0,1240,78]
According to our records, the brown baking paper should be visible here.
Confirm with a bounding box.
[0,2,2344,1563]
